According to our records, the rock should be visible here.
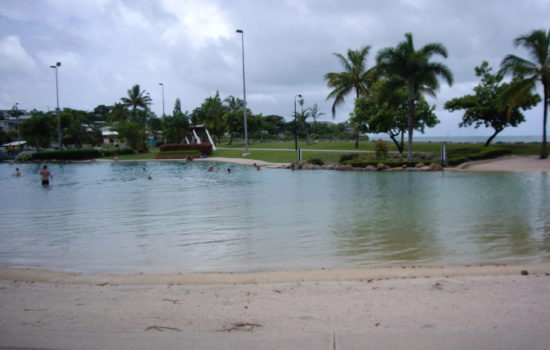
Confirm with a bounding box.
[387,166,404,171]
[415,162,425,168]
[521,270,529,276]
[376,163,387,170]
[421,166,430,171]
[365,165,377,171]
[429,163,443,171]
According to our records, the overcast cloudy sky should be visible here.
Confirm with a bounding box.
[1,0,548,137]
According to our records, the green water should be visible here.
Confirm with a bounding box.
[0,162,548,273]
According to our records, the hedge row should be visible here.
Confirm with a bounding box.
[447,147,513,166]
[159,142,213,156]
[15,148,134,161]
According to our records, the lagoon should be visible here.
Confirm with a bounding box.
[0,161,549,274]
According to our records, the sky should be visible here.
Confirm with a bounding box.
[1,0,549,137]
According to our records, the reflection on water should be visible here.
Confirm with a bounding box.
[0,162,549,273]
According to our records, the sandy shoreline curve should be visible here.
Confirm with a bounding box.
[2,262,549,286]
[95,154,550,172]
[449,155,550,172]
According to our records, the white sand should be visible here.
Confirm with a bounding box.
[451,155,550,172]
[1,263,549,336]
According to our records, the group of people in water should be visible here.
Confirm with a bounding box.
[12,165,53,186]
[13,161,263,186]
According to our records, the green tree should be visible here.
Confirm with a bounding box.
[324,46,372,118]
[20,111,55,150]
[500,29,550,158]
[352,81,438,153]
[445,61,539,146]
[376,32,453,160]
[262,115,286,136]
[115,121,145,151]
[162,98,190,143]
[59,108,92,148]
[106,103,129,123]
[224,95,245,111]
[191,92,227,142]
[120,84,152,122]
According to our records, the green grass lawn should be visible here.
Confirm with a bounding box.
[101,142,544,163]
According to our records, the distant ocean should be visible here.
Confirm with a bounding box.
[369,135,541,144]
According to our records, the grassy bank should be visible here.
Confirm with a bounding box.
[99,142,543,163]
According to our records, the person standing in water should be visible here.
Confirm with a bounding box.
[40,165,53,186]
[13,168,21,176]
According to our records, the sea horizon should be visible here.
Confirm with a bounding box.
[368,135,542,144]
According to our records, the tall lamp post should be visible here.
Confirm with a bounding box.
[236,29,249,155]
[159,82,165,117]
[13,102,20,140]
[50,62,62,150]
[294,94,302,151]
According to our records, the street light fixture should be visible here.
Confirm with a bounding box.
[236,29,249,156]
[159,82,165,117]
[294,94,302,151]
[49,62,62,150]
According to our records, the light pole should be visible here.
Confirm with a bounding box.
[294,94,302,151]
[13,102,20,140]
[159,82,165,117]
[50,62,62,150]
[236,29,249,155]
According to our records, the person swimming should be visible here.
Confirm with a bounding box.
[13,168,21,176]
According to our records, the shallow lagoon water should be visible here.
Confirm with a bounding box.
[0,161,549,273]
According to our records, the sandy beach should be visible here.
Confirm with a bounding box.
[1,263,550,349]
[451,155,550,172]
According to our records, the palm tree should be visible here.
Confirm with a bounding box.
[120,84,152,121]
[324,46,372,118]
[500,29,550,159]
[376,33,453,160]
[224,96,245,112]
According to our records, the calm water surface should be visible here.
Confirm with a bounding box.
[0,161,549,273]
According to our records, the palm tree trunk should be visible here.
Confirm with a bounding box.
[542,88,548,159]
[407,95,414,161]
[354,132,359,148]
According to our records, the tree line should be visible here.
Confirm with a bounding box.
[1,87,355,151]
[325,29,549,159]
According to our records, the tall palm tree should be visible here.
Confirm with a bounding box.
[223,95,245,112]
[324,46,372,118]
[120,84,152,120]
[500,29,550,159]
[376,33,453,160]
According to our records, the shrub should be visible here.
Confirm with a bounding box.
[374,139,388,160]
[15,151,35,162]
[307,158,324,166]
[160,142,213,156]
[30,149,103,161]
[340,153,359,163]
[447,147,512,165]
